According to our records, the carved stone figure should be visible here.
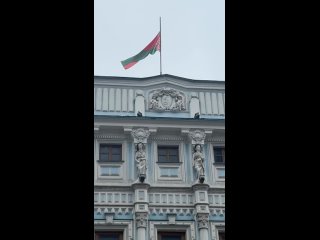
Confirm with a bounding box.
[135,142,147,181]
[193,144,205,183]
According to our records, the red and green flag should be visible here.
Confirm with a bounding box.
[121,32,161,70]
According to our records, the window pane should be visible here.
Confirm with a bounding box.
[96,232,123,240]
[217,169,225,178]
[112,146,121,154]
[111,154,121,161]
[99,144,122,161]
[214,147,225,163]
[168,148,178,155]
[100,144,109,154]
[158,146,179,162]
[158,149,167,155]
[169,156,179,162]
[158,156,167,162]
[100,153,108,161]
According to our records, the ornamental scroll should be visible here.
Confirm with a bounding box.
[149,88,186,111]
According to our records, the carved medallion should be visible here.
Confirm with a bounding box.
[149,88,186,111]
[131,128,150,144]
[189,129,206,145]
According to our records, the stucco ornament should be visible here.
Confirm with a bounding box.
[131,128,150,144]
[149,88,186,111]
[135,212,148,228]
[188,129,206,145]
[197,213,209,229]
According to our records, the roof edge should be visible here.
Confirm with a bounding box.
[94,74,224,83]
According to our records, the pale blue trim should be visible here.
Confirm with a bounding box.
[148,143,153,184]
[185,144,192,184]
[128,143,133,180]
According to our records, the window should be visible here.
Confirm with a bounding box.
[95,232,123,240]
[214,147,225,163]
[158,232,185,240]
[158,146,179,163]
[218,232,225,240]
[99,144,122,162]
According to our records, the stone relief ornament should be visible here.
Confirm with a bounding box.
[131,128,150,144]
[189,129,206,145]
[197,213,209,229]
[135,212,148,228]
[149,88,186,111]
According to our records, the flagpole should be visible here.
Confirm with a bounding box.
[160,17,162,75]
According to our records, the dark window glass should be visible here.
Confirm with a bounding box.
[218,232,225,240]
[158,146,179,163]
[95,232,123,240]
[158,232,185,240]
[99,144,122,162]
[214,147,225,163]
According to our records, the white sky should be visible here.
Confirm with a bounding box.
[94,0,225,81]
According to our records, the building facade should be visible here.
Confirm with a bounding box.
[94,74,225,240]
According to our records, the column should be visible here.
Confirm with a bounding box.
[136,212,147,240]
[132,182,150,240]
[192,178,210,240]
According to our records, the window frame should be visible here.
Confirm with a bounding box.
[95,140,127,182]
[95,231,123,240]
[155,142,185,182]
[213,147,225,164]
[99,143,123,162]
[157,145,180,163]
[157,231,186,240]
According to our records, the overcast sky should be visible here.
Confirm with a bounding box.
[94,0,224,81]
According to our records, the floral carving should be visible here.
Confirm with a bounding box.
[197,213,209,229]
[131,128,150,144]
[149,88,186,111]
[189,129,206,145]
[135,212,148,228]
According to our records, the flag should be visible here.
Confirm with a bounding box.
[121,32,160,70]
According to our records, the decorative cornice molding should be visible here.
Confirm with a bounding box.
[209,208,225,217]
[149,136,186,141]
[207,136,225,142]
[149,207,194,216]
[95,135,128,140]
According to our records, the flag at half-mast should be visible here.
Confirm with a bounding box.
[121,32,160,70]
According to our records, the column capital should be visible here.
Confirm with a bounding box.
[135,212,148,228]
[196,213,209,229]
